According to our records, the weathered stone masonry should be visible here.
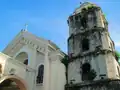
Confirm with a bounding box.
[66,2,120,90]
[66,79,120,90]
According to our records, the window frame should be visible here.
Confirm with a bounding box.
[36,64,44,85]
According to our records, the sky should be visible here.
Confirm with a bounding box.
[0,0,120,53]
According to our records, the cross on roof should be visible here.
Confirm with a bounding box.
[25,24,28,31]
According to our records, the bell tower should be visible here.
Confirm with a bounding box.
[67,2,119,84]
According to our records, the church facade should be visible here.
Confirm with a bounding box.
[0,30,66,90]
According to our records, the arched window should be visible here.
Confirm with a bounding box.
[23,59,28,65]
[15,52,28,65]
[36,65,44,84]
[81,63,91,81]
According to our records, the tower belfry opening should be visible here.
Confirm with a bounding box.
[81,8,87,28]
[81,63,91,81]
[82,38,89,51]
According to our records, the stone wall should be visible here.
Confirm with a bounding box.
[66,79,120,90]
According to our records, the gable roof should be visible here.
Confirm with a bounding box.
[2,29,61,56]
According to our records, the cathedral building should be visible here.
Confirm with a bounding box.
[0,1,120,90]
[0,30,66,90]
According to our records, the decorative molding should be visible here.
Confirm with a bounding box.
[4,33,59,56]
[22,38,46,54]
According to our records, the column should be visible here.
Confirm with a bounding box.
[44,45,50,90]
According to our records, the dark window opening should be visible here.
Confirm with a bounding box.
[67,20,69,24]
[23,59,28,65]
[82,63,91,74]
[81,9,87,28]
[81,16,87,28]
[81,63,91,81]
[70,16,73,21]
[82,38,89,51]
[75,16,78,21]
[36,65,44,84]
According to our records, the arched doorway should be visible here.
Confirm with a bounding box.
[0,75,27,90]
[81,63,91,81]
[15,52,28,65]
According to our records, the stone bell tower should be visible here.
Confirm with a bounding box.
[67,2,120,85]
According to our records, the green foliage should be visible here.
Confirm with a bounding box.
[115,51,120,63]
[115,51,120,57]
[88,69,97,80]
[103,14,106,17]
[87,4,97,10]
[61,55,69,68]
[87,5,94,9]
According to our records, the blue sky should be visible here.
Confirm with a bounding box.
[0,0,120,53]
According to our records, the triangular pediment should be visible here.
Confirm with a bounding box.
[2,30,49,57]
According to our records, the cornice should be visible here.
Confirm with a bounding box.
[69,49,114,63]
[3,31,64,56]
[22,37,46,54]
[68,27,106,41]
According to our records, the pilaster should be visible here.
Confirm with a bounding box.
[44,45,50,90]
